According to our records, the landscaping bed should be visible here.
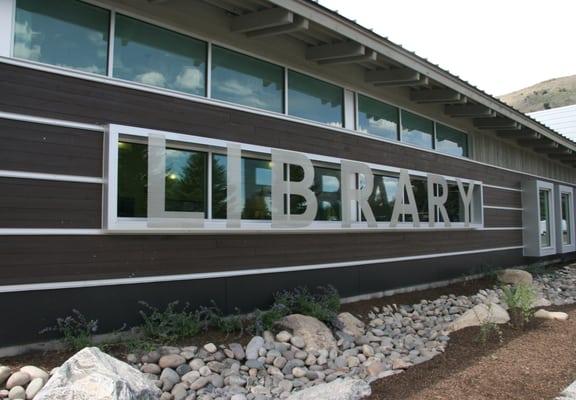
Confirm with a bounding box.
[1,263,575,400]
[369,304,576,400]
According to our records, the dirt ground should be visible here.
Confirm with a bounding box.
[368,305,576,400]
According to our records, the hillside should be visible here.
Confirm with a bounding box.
[499,75,576,113]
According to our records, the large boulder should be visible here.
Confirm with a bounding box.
[286,378,371,400]
[448,303,510,332]
[496,269,533,285]
[276,314,337,352]
[34,347,161,400]
[335,312,366,338]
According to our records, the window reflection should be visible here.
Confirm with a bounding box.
[212,155,272,220]
[357,95,399,140]
[539,189,551,247]
[288,71,343,127]
[367,175,398,222]
[436,124,468,157]
[401,111,434,149]
[211,46,284,113]
[561,193,572,245]
[289,166,342,221]
[117,142,207,217]
[14,0,109,74]
[113,14,206,95]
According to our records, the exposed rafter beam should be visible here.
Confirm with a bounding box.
[410,88,464,104]
[306,41,365,61]
[517,137,549,147]
[246,15,309,38]
[445,104,495,118]
[537,146,571,154]
[365,68,419,84]
[473,117,521,130]
[375,76,429,87]
[231,8,293,33]
[318,49,377,65]
[496,129,540,139]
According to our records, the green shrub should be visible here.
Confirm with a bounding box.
[272,285,340,324]
[199,302,245,336]
[40,309,98,351]
[138,301,202,343]
[250,303,290,335]
[501,283,537,327]
[476,319,504,345]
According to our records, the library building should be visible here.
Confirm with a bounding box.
[0,0,575,346]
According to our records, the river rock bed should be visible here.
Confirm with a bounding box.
[2,265,575,400]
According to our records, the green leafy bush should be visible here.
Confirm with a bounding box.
[138,301,202,343]
[250,303,290,335]
[273,285,340,323]
[199,301,245,336]
[40,309,98,351]
[476,320,504,345]
[501,283,537,327]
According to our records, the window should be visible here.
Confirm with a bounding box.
[211,46,284,113]
[357,95,399,140]
[288,71,343,127]
[401,111,434,149]
[290,166,342,221]
[117,141,207,217]
[14,0,109,74]
[113,14,206,95]
[212,154,272,220]
[561,192,572,245]
[539,189,552,248]
[368,175,398,222]
[436,124,468,157]
[405,179,429,223]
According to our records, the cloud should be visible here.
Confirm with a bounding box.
[76,65,104,74]
[213,79,268,108]
[135,71,166,87]
[13,21,41,61]
[174,67,204,92]
[13,42,41,61]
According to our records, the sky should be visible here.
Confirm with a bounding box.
[318,0,576,96]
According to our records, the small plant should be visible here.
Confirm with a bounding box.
[250,303,290,335]
[199,301,245,336]
[501,283,537,327]
[272,285,340,324]
[138,301,202,343]
[40,309,98,351]
[476,320,504,345]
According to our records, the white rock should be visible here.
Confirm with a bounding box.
[8,387,25,400]
[277,314,337,352]
[448,303,510,332]
[20,366,49,383]
[245,337,264,360]
[336,313,365,338]
[285,378,370,400]
[0,367,11,386]
[25,378,44,400]
[203,343,217,354]
[275,331,292,343]
[497,269,533,285]
[534,309,569,320]
[34,347,161,400]
[392,359,412,370]
[6,373,30,390]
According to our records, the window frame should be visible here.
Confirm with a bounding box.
[435,122,469,158]
[556,185,575,253]
[105,124,483,233]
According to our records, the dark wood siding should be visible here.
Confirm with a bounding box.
[0,178,101,228]
[484,208,523,228]
[0,230,522,285]
[0,119,102,177]
[483,187,522,208]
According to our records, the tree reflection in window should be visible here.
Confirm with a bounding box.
[212,155,272,220]
[117,142,207,217]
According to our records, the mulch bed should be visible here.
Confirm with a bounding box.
[368,304,576,400]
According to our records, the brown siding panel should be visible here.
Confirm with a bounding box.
[483,187,522,208]
[0,178,101,228]
[484,208,523,227]
[0,119,102,177]
[0,230,522,285]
